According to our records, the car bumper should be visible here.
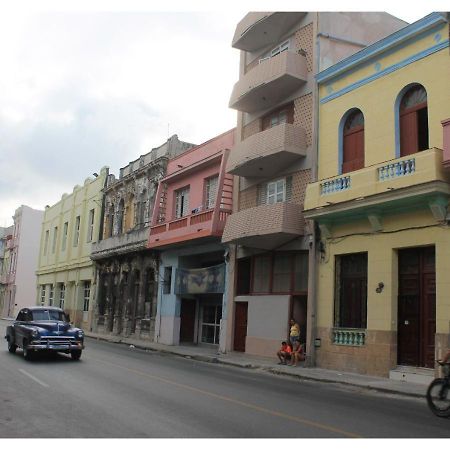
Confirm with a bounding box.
[28,342,84,351]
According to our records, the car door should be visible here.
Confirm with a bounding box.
[14,309,27,347]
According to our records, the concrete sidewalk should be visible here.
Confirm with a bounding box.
[85,330,428,400]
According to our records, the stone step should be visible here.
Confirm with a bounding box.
[389,366,434,385]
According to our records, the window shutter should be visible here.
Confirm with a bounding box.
[257,183,267,206]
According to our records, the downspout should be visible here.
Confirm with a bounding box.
[306,12,320,367]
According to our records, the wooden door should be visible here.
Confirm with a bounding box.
[400,111,418,156]
[398,247,435,368]
[180,298,196,342]
[342,125,364,173]
[233,302,248,352]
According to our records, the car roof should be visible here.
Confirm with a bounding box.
[22,306,64,311]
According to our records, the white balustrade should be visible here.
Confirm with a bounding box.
[378,158,415,181]
[320,176,351,195]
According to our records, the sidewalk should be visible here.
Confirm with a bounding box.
[85,330,428,399]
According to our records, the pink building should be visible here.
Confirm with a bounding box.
[148,129,235,348]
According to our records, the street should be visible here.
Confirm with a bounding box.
[0,321,449,438]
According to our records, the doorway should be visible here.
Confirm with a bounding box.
[180,298,196,343]
[291,296,307,346]
[233,302,248,352]
[398,246,435,368]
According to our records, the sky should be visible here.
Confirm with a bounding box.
[0,1,439,227]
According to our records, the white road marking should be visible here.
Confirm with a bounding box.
[19,369,49,388]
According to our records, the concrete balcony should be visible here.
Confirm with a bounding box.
[304,148,450,226]
[227,123,307,178]
[222,202,304,250]
[148,208,231,249]
[442,119,450,169]
[232,12,306,51]
[229,51,307,113]
[91,227,149,260]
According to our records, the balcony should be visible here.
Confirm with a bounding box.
[222,202,304,250]
[149,208,231,249]
[442,119,450,169]
[227,123,306,178]
[229,51,307,113]
[91,227,150,260]
[304,148,450,225]
[6,238,15,249]
[232,12,306,51]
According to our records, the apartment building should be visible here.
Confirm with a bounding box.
[148,129,234,349]
[2,206,44,318]
[304,13,450,379]
[91,135,195,340]
[222,12,408,359]
[36,168,108,328]
[0,226,13,316]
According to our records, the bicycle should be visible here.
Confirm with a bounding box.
[426,361,450,418]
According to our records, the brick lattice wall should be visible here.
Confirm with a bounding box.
[242,118,261,141]
[239,185,258,211]
[294,93,313,147]
[295,23,313,72]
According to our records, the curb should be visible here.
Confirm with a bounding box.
[85,334,426,399]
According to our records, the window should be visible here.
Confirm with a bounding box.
[107,205,115,237]
[163,267,172,294]
[342,109,364,174]
[59,284,66,309]
[52,227,58,253]
[335,253,367,329]
[62,222,68,251]
[117,200,125,235]
[138,191,147,226]
[174,186,190,219]
[83,281,90,312]
[49,284,54,306]
[251,252,308,294]
[399,85,429,156]
[40,285,46,306]
[87,209,95,242]
[73,216,80,246]
[267,179,286,204]
[262,103,294,131]
[204,176,219,210]
[260,39,290,63]
[44,230,49,256]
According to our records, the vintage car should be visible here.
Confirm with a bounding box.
[5,306,84,360]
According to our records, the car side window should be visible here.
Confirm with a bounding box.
[16,311,25,321]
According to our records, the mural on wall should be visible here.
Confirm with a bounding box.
[175,264,225,295]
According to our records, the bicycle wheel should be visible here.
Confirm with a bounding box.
[426,378,450,418]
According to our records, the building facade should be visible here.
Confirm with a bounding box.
[0,226,13,316]
[91,135,195,340]
[36,168,108,328]
[304,13,450,378]
[2,206,44,318]
[148,130,235,350]
[222,12,408,359]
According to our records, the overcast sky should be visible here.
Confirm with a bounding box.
[0,3,435,226]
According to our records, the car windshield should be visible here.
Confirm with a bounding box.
[31,310,66,321]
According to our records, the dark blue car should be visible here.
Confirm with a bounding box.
[5,306,84,360]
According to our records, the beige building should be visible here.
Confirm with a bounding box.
[36,167,108,328]
[222,12,408,359]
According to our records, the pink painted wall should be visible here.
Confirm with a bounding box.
[166,129,234,176]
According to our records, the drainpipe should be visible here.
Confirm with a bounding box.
[305,12,321,368]
[316,32,367,48]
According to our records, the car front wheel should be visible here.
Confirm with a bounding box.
[71,350,82,361]
[8,341,17,354]
[23,341,33,361]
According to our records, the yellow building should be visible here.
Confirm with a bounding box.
[36,167,108,329]
[304,13,450,380]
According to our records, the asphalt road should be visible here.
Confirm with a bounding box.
[1,321,449,438]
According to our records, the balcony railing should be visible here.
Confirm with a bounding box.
[229,50,307,113]
[232,12,306,51]
[305,148,449,211]
[222,202,304,250]
[332,328,366,346]
[226,123,307,178]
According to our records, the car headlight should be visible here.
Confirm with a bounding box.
[31,329,40,338]
[77,330,84,339]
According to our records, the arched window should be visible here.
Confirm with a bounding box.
[107,204,115,238]
[341,109,364,174]
[399,84,428,156]
[117,199,125,235]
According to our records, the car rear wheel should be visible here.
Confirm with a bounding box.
[71,350,82,361]
[8,341,17,353]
